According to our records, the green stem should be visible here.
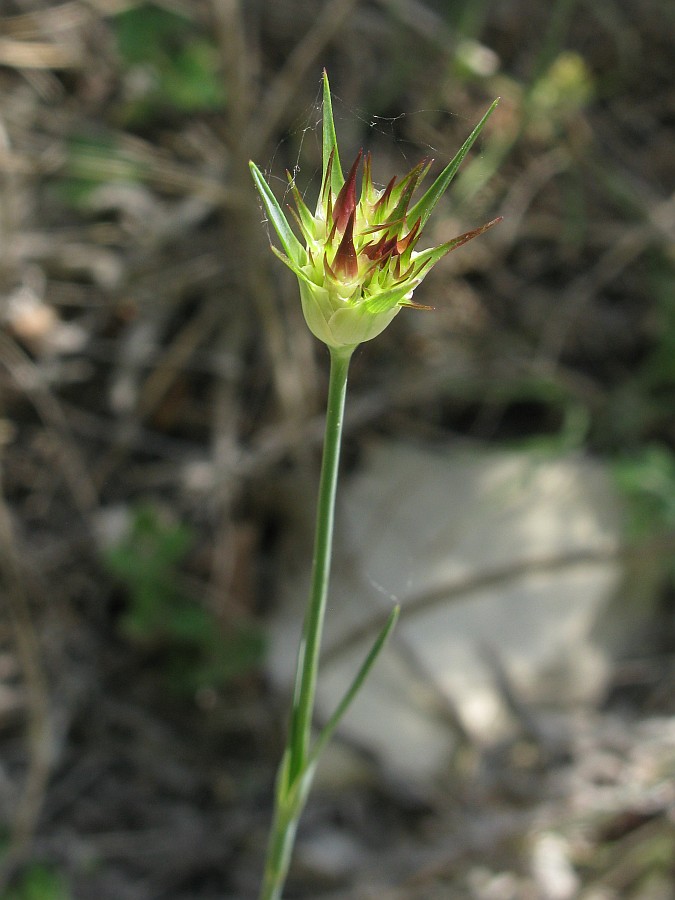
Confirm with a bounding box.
[288,346,352,778]
[259,777,301,900]
[259,345,353,900]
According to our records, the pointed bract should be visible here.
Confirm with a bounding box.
[333,150,362,233]
[333,209,359,278]
[373,176,396,217]
[387,158,428,223]
[288,173,315,235]
[361,151,373,204]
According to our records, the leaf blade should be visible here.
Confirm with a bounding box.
[308,605,399,768]
[322,69,344,200]
[407,98,500,230]
[249,160,306,267]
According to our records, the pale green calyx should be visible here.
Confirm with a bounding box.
[249,71,501,351]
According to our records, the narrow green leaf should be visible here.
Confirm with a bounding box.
[249,160,305,267]
[407,98,500,229]
[275,746,292,806]
[308,605,399,767]
[286,756,318,818]
[321,70,344,201]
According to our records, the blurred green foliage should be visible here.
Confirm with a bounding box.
[103,505,265,695]
[52,3,228,205]
[53,133,147,207]
[614,445,675,540]
[1,865,71,900]
[528,51,594,135]
[111,3,226,123]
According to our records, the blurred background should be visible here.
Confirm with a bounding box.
[0,0,674,897]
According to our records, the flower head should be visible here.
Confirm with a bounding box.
[250,72,501,352]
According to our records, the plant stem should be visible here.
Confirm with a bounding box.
[259,345,353,900]
[288,346,352,778]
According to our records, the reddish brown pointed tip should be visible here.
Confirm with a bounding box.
[333,209,359,278]
[448,216,504,252]
[396,217,422,255]
[323,252,338,281]
[333,149,363,233]
[362,151,373,196]
[322,149,336,206]
[478,216,504,232]
[400,300,435,310]
[374,175,397,213]
[363,232,397,264]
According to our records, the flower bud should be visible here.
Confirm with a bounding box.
[250,72,501,352]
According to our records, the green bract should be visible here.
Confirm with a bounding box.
[250,71,500,351]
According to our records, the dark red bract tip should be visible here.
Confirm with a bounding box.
[333,150,362,233]
[396,217,421,255]
[333,209,359,278]
[373,175,396,214]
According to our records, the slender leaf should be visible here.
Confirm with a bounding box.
[321,70,344,202]
[249,161,305,267]
[308,605,399,768]
[407,98,500,229]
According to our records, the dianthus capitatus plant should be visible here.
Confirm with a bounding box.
[250,71,500,900]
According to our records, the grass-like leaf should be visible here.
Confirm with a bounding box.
[321,70,344,203]
[249,160,305,267]
[308,605,399,768]
[407,98,500,230]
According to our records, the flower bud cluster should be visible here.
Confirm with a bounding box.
[250,72,500,351]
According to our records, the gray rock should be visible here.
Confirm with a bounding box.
[268,441,629,783]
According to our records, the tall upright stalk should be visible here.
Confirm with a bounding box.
[259,347,352,900]
[287,347,352,780]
